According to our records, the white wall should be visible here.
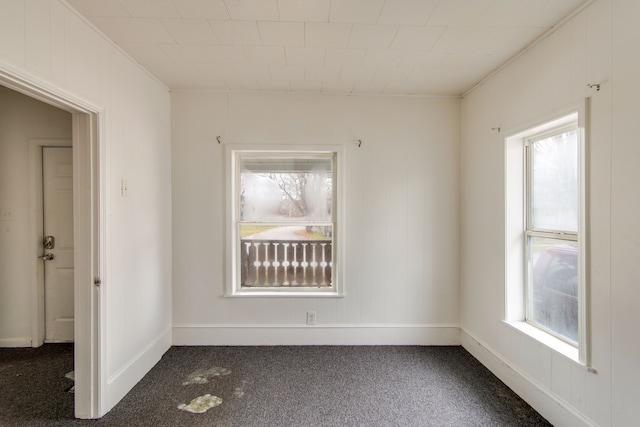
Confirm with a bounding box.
[172,92,461,345]
[461,0,639,425]
[0,0,172,416]
[0,86,71,346]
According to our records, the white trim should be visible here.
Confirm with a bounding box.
[106,328,171,410]
[0,62,104,419]
[504,99,588,365]
[225,144,345,297]
[28,139,72,348]
[172,324,460,346]
[0,338,32,347]
[461,329,597,427]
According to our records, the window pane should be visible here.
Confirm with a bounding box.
[240,158,332,222]
[528,236,578,344]
[240,225,333,287]
[530,129,578,231]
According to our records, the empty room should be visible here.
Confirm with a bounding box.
[0,0,638,426]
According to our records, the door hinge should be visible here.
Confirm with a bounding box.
[93,276,102,286]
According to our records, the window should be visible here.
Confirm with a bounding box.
[505,103,587,363]
[526,126,579,344]
[226,146,342,296]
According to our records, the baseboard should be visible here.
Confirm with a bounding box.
[0,337,32,347]
[460,329,596,427]
[172,324,460,346]
[106,327,171,411]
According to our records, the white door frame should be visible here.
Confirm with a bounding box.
[1,62,105,419]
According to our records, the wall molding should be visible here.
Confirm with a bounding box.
[173,324,460,346]
[0,338,32,347]
[460,329,596,427]
[106,328,171,409]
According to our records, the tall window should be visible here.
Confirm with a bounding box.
[505,105,587,363]
[526,126,580,344]
[226,147,341,296]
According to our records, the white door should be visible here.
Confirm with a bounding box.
[42,147,74,342]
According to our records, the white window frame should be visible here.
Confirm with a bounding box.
[504,101,588,365]
[225,144,344,297]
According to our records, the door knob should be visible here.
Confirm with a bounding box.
[39,253,55,261]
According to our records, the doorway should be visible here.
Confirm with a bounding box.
[0,72,102,419]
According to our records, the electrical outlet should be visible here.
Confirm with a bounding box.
[306,311,316,325]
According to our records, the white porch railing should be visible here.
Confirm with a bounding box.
[240,239,332,287]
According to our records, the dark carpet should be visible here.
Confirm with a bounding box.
[0,344,552,427]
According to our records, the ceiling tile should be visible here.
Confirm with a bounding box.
[348,24,398,49]
[390,26,445,51]
[477,0,588,27]
[361,49,406,67]
[476,26,546,56]
[89,17,175,43]
[223,0,279,21]
[372,65,413,82]
[285,47,326,66]
[329,0,385,24]
[339,65,376,82]
[431,26,493,54]
[201,45,248,63]
[258,22,305,47]
[305,65,341,81]
[257,78,291,91]
[399,50,446,68]
[269,64,305,80]
[66,0,130,17]
[233,64,271,80]
[382,79,417,95]
[119,0,179,18]
[161,19,218,44]
[427,0,494,26]
[209,20,262,45]
[278,0,331,22]
[197,63,236,80]
[171,0,230,19]
[244,46,287,65]
[325,48,366,67]
[305,23,352,48]
[378,0,439,25]
[158,44,208,63]
[290,79,323,92]
[144,60,199,87]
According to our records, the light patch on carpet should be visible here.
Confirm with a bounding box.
[234,380,248,398]
[178,394,222,413]
[65,371,75,393]
[183,367,231,385]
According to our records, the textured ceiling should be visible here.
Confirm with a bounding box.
[67,0,588,95]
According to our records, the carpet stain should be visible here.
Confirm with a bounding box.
[177,394,223,413]
[183,367,231,385]
[233,380,248,398]
[65,370,75,393]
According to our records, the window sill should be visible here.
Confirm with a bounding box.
[503,320,580,364]
[225,290,345,298]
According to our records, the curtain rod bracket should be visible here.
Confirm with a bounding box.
[587,83,600,91]
[216,136,221,144]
